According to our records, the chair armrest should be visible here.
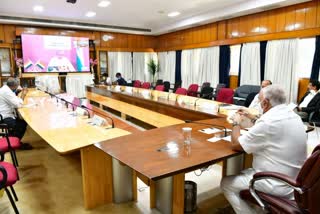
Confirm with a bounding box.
[0,165,7,189]
[233,97,246,101]
[249,171,303,211]
[253,172,299,188]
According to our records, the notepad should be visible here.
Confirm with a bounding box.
[207,135,231,143]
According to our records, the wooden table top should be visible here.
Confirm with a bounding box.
[95,118,241,180]
[18,90,134,154]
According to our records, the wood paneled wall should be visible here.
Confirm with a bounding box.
[155,0,320,51]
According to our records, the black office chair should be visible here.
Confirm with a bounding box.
[155,79,163,86]
[244,92,258,107]
[163,81,170,92]
[200,86,214,100]
[173,81,182,93]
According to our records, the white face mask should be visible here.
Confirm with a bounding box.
[310,90,317,95]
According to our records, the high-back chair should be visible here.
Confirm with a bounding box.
[133,80,141,88]
[83,102,94,118]
[141,82,151,89]
[201,82,211,91]
[213,83,226,99]
[163,81,170,92]
[240,145,320,214]
[173,81,182,93]
[0,124,21,167]
[155,85,165,91]
[200,86,214,100]
[155,79,163,86]
[187,84,199,97]
[175,88,188,95]
[216,88,234,104]
[71,97,81,110]
[0,152,20,214]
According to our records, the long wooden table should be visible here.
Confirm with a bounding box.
[18,89,143,209]
[86,86,245,214]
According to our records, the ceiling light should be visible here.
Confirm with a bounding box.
[85,11,96,17]
[98,1,111,8]
[168,12,180,17]
[33,5,44,12]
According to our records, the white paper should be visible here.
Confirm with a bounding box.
[199,128,223,134]
[207,136,221,143]
[22,103,37,108]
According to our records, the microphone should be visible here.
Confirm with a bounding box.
[79,105,91,119]
[194,98,201,106]
[81,105,115,128]
[167,92,171,100]
[185,120,228,137]
[60,98,73,110]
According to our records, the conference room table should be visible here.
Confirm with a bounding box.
[86,85,246,214]
[18,89,144,209]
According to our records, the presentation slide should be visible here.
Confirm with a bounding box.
[21,34,90,72]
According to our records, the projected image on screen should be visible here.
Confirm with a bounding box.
[21,34,90,72]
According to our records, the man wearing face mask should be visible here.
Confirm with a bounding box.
[295,80,320,121]
[0,77,32,149]
[115,72,127,86]
[249,80,272,114]
[220,85,307,214]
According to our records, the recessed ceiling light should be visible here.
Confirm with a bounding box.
[85,11,96,17]
[168,11,180,17]
[98,1,111,8]
[33,5,44,12]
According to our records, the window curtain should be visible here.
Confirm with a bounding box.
[237,44,243,87]
[158,51,176,83]
[297,38,315,78]
[132,52,146,81]
[239,42,261,85]
[175,50,182,83]
[108,52,133,82]
[219,45,231,87]
[181,47,220,88]
[265,39,299,103]
[310,36,320,80]
[260,41,267,82]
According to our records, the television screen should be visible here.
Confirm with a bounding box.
[21,34,90,73]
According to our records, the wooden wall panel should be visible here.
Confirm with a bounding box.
[229,75,238,90]
[285,6,297,31]
[305,1,317,28]
[0,25,5,42]
[298,78,309,101]
[4,25,16,44]
[217,21,227,40]
[295,4,306,30]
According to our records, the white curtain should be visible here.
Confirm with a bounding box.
[158,51,176,83]
[297,38,315,78]
[181,47,219,88]
[230,45,241,75]
[107,52,133,82]
[133,52,146,81]
[265,39,299,103]
[240,42,261,85]
[35,75,60,94]
[66,74,94,98]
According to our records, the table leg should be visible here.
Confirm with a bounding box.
[81,145,113,209]
[172,173,185,214]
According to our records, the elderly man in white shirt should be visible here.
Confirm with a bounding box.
[221,85,307,214]
[0,77,31,149]
[249,80,272,114]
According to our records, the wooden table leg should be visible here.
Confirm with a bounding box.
[150,180,156,208]
[81,145,113,209]
[132,171,137,202]
[172,173,185,214]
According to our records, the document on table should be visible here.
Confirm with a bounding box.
[207,135,231,143]
[199,128,232,134]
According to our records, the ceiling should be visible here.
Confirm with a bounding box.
[0,0,312,35]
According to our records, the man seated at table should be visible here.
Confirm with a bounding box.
[0,77,32,150]
[249,80,272,113]
[114,72,127,86]
[294,79,320,121]
[221,85,307,213]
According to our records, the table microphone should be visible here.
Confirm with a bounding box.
[184,120,228,137]
[81,105,115,128]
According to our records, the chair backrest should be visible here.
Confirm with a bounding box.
[200,86,214,100]
[214,83,226,97]
[155,85,165,91]
[234,85,260,98]
[175,88,187,95]
[216,88,234,104]
[173,81,182,92]
[295,145,320,213]
[244,92,258,107]
[163,81,170,92]
[72,97,81,110]
[84,102,94,118]
[141,82,151,89]
[187,84,199,97]
[156,79,163,86]
[133,80,141,88]
[201,82,211,91]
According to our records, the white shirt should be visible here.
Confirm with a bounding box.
[299,90,316,108]
[0,85,23,119]
[249,93,263,114]
[239,104,307,178]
